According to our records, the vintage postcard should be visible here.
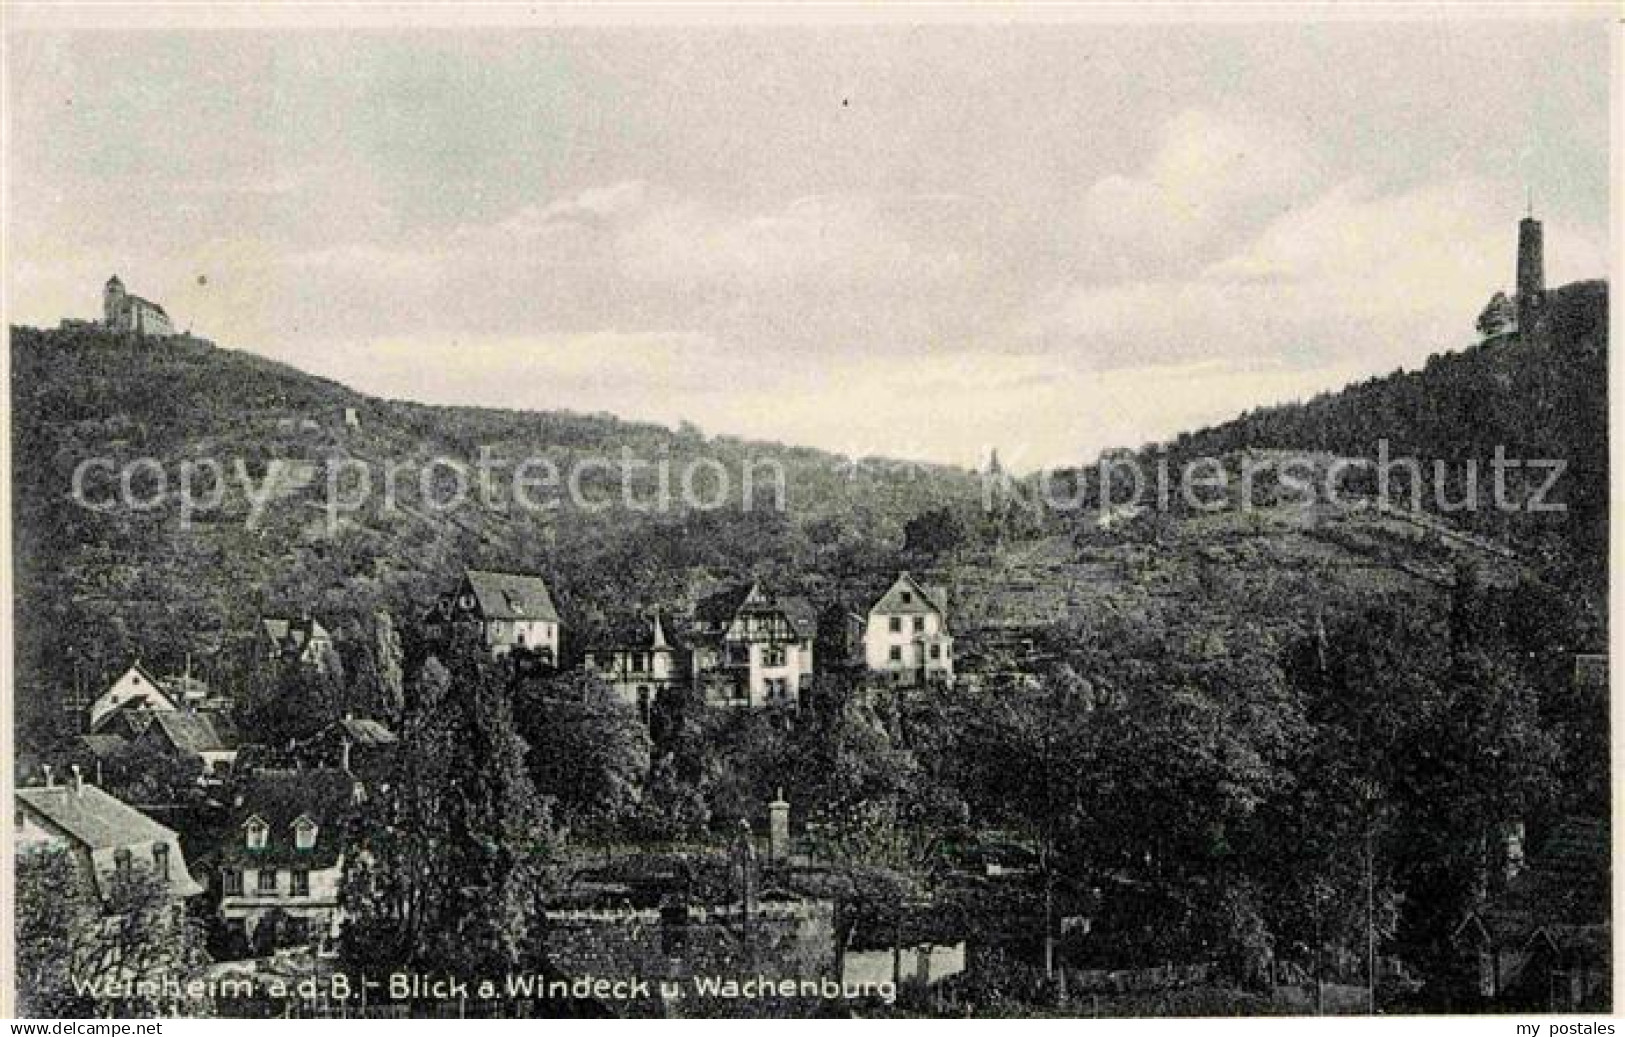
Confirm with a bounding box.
[1,4,1615,1024]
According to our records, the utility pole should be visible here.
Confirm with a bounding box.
[1367,826,1377,1015]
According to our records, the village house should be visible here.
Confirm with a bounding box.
[688,583,816,708]
[299,714,398,787]
[218,768,357,952]
[1453,817,1609,1011]
[87,661,178,734]
[15,768,203,902]
[862,572,954,687]
[426,568,562,662]
[260,615,337,674]
[136,711,239,780]
[584,612,686,721]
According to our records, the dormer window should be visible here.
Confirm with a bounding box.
[244,815,269,850]
[152,842,170,880]
[293,815,318,851]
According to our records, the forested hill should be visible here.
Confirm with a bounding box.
[9,324,980,736]
[1158,279,1607,596]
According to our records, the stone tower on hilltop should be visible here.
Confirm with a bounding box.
[102,275,126,325]
[1516,202,1545,331]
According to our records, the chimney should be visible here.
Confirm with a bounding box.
[41,764,54,788]
[70,764,84,796]
[768,790,790,861]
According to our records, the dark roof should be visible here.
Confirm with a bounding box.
[17,783,203,897]
[148,711,234,754]
[591,612,683,651]
[695,583,760,624]
[220,768,356,870]
[17,783,175,850]
[262,616,332,654]
[463,569,561,622]
[693,583,817,637]
[77,734,128,760]
[1467,817,1609,946]
[868,572,949,617]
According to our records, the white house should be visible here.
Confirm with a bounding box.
[15,771,203,902]
[427,568,562,661]
[217,769,356,950]
[584,612,685,721]
[862,572,954,687]
[87,662,178,733]
[689,583,815,708]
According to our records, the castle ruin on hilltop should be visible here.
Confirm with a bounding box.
[58,274,176,338]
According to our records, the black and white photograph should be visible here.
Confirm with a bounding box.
[1,4,1615,1023]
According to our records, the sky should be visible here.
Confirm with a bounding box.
[7,19,1612,469]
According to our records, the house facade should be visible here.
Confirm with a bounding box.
[689,583,815,708]
[584,613,685,720]
[218,769,356,950]
[260,616,337,673]
[87,662,178,733]
[15,773,203,902]
[862,572,954,687]
[427,568,562,662]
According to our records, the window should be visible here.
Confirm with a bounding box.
[244,816,269,850]
[222,869,243,896]
[637,687,651,724]
[888,646,903,663]
[888,617,902,633]
[901,591,912,604]
[913,617,925,633]
[152,842,170,880]
[290,870,310,897]
[293,816,318,851]
[114,848,132,875]
[765,647,786,668]
[930,644,942,660]
[632,652,646,673]
[258,869,278,894]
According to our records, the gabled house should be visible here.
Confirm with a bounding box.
[302,715,398,786]
[1453,817,1610,1011]
[427,568,562,662]
[861,572,954,687]
[15,770,203,902]
[584,612,686,721]
[137,711,239,780]
[260,616,337,674]
[88,662,178,734]
[689,583,816,708]
[218,768,357,951]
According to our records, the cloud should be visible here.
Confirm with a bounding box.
[1026,174,1613,375]
[1082,109,1320,261]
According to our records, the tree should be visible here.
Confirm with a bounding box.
[341,644,557,981]
[16,846,211,1017]
[903,507,968,557]
[1475,291,1517,338]
[349,609,406,724]
[518,670,650,848]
